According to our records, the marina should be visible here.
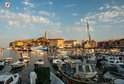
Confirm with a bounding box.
[0,0,124,84]
[0,49,49,84]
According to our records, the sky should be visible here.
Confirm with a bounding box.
[0,0,124,47]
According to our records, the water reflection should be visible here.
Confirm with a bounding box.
[1,49,48,84]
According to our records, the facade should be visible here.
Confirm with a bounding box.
[82,40,96,49]
[97,39,124,48]
[64,40,80,48]
[119,39,124,47]
[49,38,64,48]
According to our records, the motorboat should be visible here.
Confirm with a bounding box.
[4,57,13,63]
[0,49,5,69]
[0,73,21,84]
[0,60,5,69]
[11,59,25,70]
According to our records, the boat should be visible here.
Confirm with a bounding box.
[11,59,25,70]
[30,59,64,84]
[22,52,30,63]
[4,57,13,63]
[0,73,21,84]
[0,60,5,69]
[0,49,5,69]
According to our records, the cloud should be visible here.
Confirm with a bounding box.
[100,7,104,10]
[99,4,110,10]
[22,1,35,8]
[98,11,122,22]
[48,2,53,5]
[72,13,79,16]
[84,5,124,23]
[0,9,60,29]
[8,21,20,27]
[39,11,55,17]
[65,4,77,8]
[80,18,96,25]
[35,1,53,7]
[16,7,19,10]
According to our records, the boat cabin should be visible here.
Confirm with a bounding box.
[74,63,97,79]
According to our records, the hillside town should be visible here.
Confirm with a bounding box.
[9,31,124,50]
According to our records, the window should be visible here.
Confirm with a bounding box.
[6,77,13,84]
[79,65,83,72]
[85,65,90,73]
[91,65,96,72]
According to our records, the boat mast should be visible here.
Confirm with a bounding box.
[86,19,92,48]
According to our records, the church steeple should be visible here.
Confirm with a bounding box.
[45,30,47,39]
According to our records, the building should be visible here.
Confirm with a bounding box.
[82,40,97,49]
[49,38,64,48]
[97,39,124,48]
[64,40,80,48]
[119,39,124,47]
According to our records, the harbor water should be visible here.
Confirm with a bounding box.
[0,49,49,84]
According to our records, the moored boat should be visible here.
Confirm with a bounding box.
[4,57,13,63]
[11,59,25,70]
[0,73,21,84]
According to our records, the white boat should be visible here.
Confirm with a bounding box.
[11,60,25,70]
[4,57,13,63]
[0,73,21,84]
[0,60,4,68]
[0,49,5,68]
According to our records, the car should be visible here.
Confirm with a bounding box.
[0,73,21,84]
